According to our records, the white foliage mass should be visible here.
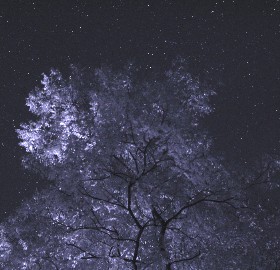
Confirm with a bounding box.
[0,226,11,261]
[2,59,279,269]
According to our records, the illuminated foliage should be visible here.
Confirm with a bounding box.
[2,60,279,269]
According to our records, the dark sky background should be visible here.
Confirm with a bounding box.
[0,0,280,218]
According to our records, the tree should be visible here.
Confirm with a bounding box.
[2,59,279,269]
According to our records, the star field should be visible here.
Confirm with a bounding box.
[0,0,280,217]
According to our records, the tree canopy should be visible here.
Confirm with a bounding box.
[1,60,280,269]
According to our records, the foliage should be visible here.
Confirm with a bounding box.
[1,60,279,269]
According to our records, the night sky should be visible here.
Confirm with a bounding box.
[0,0,280,218]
